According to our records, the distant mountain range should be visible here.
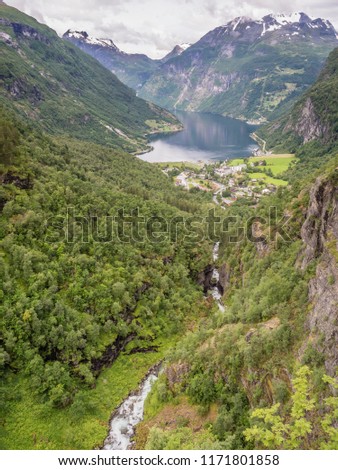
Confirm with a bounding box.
[64,12,338,122]
[63,29,160,90]
[0,3,179,153]
[63,30,191,90]
[160,43,191,61]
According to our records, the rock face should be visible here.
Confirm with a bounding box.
[218,263,231,295]
[11,22,50,43]
[166,362,190,392]
[197,265,214,294]
[294,98,329,143]
[301,173,338,376]
[300,176,338,269]
[260,47,338,149]
[282,94,332,145]
[160,44,191,62]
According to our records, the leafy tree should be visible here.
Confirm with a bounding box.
[0,119,20,166]
[321,375,338,449]
[243,366,338,449]
[243,403,288,448]
[145,426,225,450]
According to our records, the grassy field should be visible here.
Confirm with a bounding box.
[229,154,296,175]
[250,154,296,174]
[145,120,183,134]
[248,172,288,186]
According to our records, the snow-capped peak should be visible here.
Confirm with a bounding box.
[217,12,337,39]
[269,12,304,24]
[64,30,120,51]
[64,29,88,40]
[179,43,191,51]
[260,12,338,37]
[224,16,253,30]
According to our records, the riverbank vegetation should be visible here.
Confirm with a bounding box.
[0,112,215,449]
[137,151,338,450]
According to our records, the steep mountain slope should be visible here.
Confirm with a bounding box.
[0,109,214,449]
[0,4,210,450]
[63,30,160,90]
[63,31,192,90]
[160,43,192,62]
[133,52,338,450]
[259,47,338,151]
[0,4,179,153]
[139,13,337,122]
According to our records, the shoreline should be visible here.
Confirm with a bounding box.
[136,111,264,162]
[250,131,267,154]
[134,123,184,157]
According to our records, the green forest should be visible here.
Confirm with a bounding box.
[0,3,338,452]
[0,110,218,448]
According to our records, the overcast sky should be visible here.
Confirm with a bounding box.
[5,0,338,58]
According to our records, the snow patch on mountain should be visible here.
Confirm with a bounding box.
[270,12,302,24]
[64,30,120,51]
[179,43,191,51]
[232,17,241,31]
[265,23,281,34]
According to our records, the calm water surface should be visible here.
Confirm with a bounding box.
[140,111,258,163]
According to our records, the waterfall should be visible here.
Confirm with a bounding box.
[210,242,225,312]
[103,369,159,450]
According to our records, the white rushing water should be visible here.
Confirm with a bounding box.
[103,371,158,450]
[103,244,223,451]
[213,241,220,262]
[210,242,225,312]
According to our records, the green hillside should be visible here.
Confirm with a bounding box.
[63,30,161,90]
[0,4,207,450]
[0,4,180,153]
[135,146,338,451]
[0,110,214,449]
[259,47,338,152]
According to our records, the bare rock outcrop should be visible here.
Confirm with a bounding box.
[218,263,231,295]
[293,97,329,143]
[300,172,338,376]
[300,175,338,270]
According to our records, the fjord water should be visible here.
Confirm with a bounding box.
[140,111,258,163]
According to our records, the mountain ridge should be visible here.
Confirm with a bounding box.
[63,31,193,89]
[138,11,338,122]
[63,11,337,122]
[63,29,161,90]
[0,3,180,153]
